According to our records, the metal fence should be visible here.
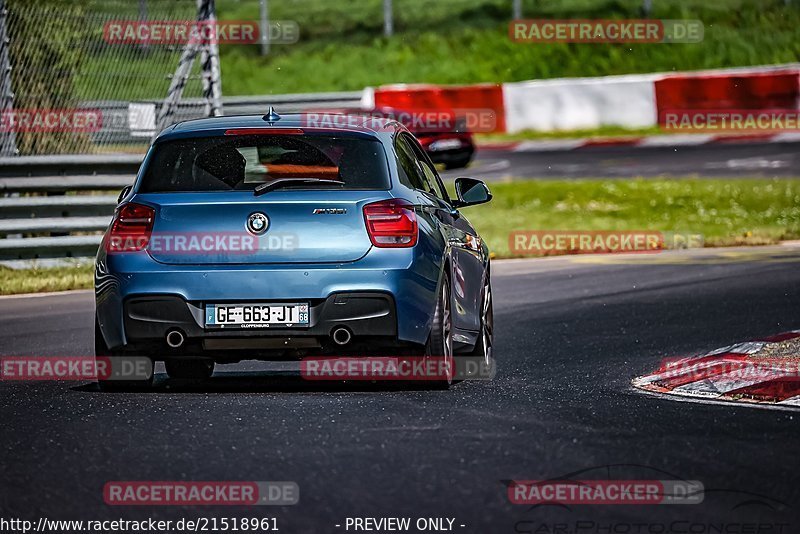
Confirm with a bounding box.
[2,0,526,155]
[1,0,208,156]
[0,0,673,156]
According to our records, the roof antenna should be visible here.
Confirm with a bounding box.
[263,106,281,123]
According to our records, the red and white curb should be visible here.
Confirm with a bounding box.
[480,132,800,153]
[632,331,800,407]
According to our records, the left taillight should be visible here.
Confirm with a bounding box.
[106,203,155,252]
[363,199,418,248]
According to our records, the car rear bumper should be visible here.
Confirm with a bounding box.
[95,246,440,352]
[123,292,397,348]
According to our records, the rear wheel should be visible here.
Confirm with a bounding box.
[165,358,215,380]
[95,318,154,392]
[468,277,493,365]
[423,273,454,388]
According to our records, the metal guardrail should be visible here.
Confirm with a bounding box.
[88,91,364,145]
[0,154,140,261]
[0,154,142,176]
[0,91,365,262]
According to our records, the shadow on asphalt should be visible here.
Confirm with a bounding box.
[72,371,455,394]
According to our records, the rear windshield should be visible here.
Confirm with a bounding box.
[139,134,390,192]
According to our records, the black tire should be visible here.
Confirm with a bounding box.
[95,318,154,392]
[468,276,493,365]
[443,154,472,170]
[94,318,110,357]
[165,358,215,380]
[423,272,454,388]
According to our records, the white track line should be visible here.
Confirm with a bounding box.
[638,134,715,147]
[0,289,93,300]
[779,395,800,406]
[632,386,800,412]
[512,140,585,152]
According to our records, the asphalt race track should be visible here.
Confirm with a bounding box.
[1,245,799,531]
[441,140,800,180]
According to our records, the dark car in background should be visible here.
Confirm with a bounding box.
[318,107,475,169]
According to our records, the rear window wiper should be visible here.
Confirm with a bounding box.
[254,178,345,196]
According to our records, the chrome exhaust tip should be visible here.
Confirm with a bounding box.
[331,327,352,346]
[166,329,185,349]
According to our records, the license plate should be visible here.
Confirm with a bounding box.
[205,303,309,328]
[428,138,462,151]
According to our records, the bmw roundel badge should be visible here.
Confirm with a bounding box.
[246,212,269,235]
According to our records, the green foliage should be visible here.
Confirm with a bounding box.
[8,0,94,153]
[28,0,800,98]
[212,0,800,94]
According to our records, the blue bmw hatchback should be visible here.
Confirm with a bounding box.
[95,112,493,388]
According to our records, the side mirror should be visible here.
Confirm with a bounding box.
[117,185,132,204]
[453,177,492,208]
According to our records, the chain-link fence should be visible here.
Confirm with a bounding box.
[0,0,673,156]
[1,0,214,156]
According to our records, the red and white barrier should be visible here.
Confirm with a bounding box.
[365,63,800,135]
[654,69,800,127]
[369,82,506,132]
[503,74,658,132]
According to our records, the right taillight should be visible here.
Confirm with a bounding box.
[363,199,418,248]
[107,203,155,252]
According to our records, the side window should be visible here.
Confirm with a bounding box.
[419,158,447,201]
[395,136,427,191]
[404,135,449,202]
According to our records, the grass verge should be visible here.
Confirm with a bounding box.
[2,178,799,294]
[475,126,666,143]
[0,263,94,296]
[461,178,800,257]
